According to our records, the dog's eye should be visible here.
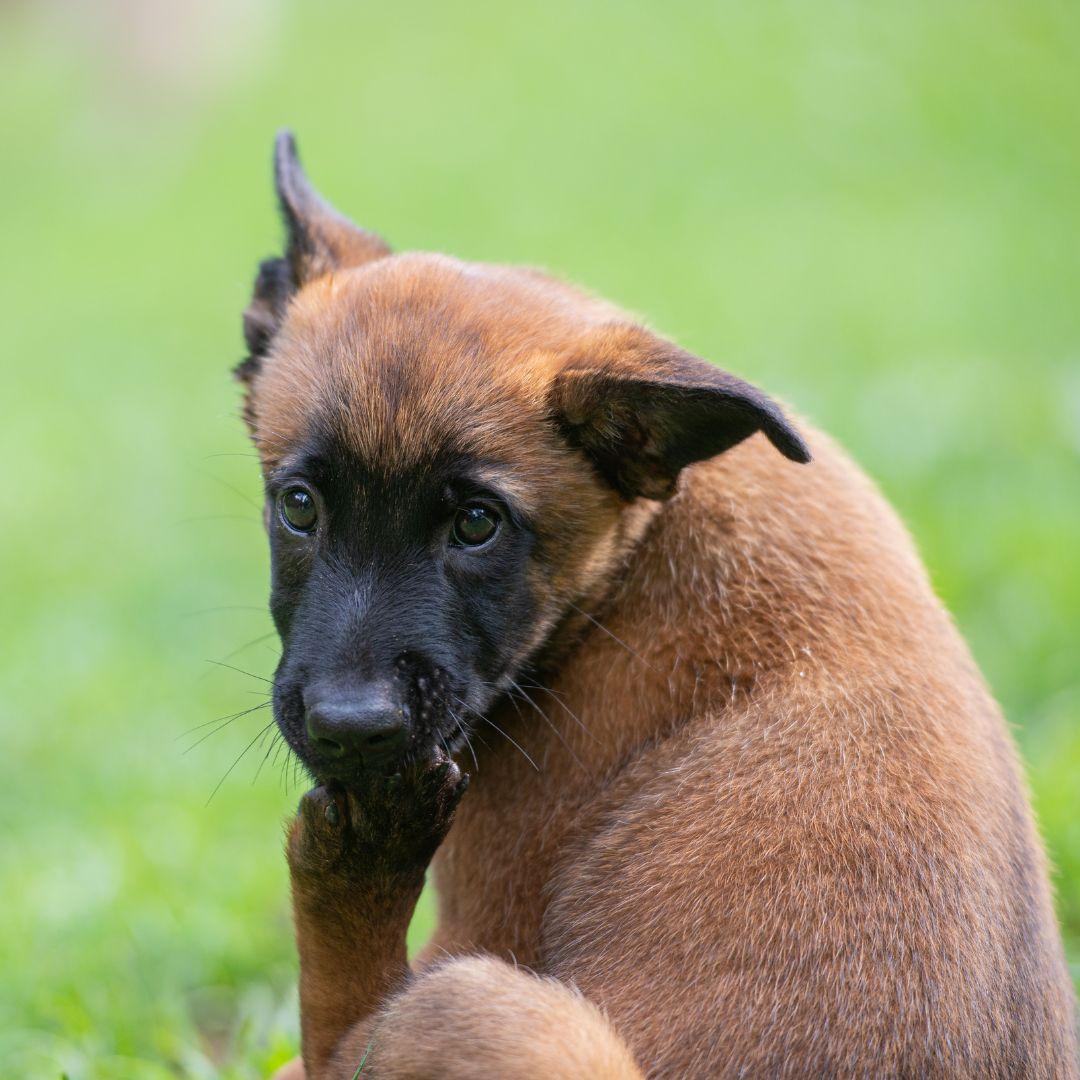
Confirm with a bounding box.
[280,487,317,533]
[452,505,500,547]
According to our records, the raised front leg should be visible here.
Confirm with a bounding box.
[286,752,468,1079]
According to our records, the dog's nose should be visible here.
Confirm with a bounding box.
[304,684,407,767]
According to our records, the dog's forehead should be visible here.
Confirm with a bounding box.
[252,254,607,478]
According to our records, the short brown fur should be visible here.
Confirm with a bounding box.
[244,136,1078,1078]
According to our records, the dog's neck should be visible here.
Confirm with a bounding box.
[521,447,804,758]
[458,417,936,805]
[528,496,663,680]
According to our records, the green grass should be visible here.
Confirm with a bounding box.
[1,1,1078,1075]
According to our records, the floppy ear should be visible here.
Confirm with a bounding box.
[236,130,391,388]
[550,324,810,500]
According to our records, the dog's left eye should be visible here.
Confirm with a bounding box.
[452,505,500,547]
[280,487,317,533]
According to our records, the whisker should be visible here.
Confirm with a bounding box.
[253,728,285,784]
[175,514,259,526]
[447,706,480,773]
[477,715,539,772]
[220,632,279,664]
[204,659,273,683]
[503,690,526,725]
[205,718,277,805]
[447,693,538,771]
[508,679,585,770]
[272,735,288,769]
[176,700,272,745]
[438,732,454,766]
[277,744,291,793]
[181,604,267,618]
[194,468,263,514]
[181,704,271,754]
[461,730,480,773]
[283,753,302,797]
[547,695,594,739]
[566,601,656,671]
[448,693,483,721]
[518,681,567,700]
[516,679,594,740]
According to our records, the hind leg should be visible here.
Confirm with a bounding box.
[356,954,643,1079]
[277,955,643,1080]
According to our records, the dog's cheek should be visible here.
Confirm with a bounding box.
[450,543,537,679]
[521,558,565,651]
[535,501,622,609]
[268,535,317,640]
[269,578,302,640]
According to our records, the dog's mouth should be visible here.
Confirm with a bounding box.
[272,676,480,783]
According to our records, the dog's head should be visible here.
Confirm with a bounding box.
[237,132,809,783]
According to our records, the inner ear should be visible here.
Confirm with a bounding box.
[550,326,810,500]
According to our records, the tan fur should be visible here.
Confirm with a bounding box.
[250,154,1078,1078]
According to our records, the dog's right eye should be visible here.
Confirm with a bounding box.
[452,504,500,547]
[280,487,317,533]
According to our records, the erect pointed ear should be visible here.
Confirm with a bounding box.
[235,131,391,392]
[550,324,810,500]
[272,130,391,286]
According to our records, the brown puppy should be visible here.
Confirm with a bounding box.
[239,134,1078,1078]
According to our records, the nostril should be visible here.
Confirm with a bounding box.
[310,733,345,758]
[362,723,404,751]
[305,705,349,758]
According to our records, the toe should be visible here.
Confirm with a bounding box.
[295,784,349,846]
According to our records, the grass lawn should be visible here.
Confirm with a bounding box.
[1,1,1077,1075]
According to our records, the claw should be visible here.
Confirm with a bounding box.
[299,786,326,816]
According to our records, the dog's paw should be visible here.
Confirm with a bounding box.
[287,783,353,880]
[288,750,469,886]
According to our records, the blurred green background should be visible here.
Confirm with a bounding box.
[1,1,1078,1075]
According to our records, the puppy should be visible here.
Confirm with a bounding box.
[238,133,1078,1078]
